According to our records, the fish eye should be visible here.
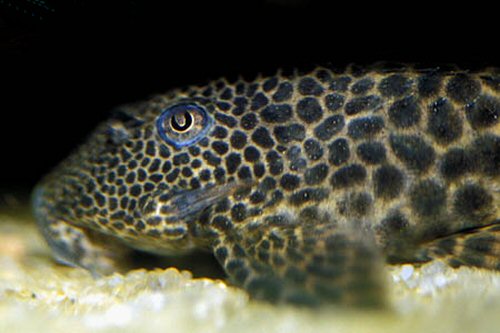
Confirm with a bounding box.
[156,103,212,149]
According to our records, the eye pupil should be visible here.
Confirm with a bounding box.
[171,111,193,132]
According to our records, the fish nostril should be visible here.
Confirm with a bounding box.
[105,123,130,145]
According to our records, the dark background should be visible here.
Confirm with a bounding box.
[1,0,499,200]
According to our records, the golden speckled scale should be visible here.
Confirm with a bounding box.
[32,64,500,306]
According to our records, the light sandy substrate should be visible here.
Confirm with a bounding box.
[1,207,500,333]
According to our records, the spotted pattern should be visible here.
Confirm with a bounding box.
[34,64,500,306]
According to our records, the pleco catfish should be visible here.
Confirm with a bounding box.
[33,64,500,306]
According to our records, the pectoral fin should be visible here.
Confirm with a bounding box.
[214,222,388,307]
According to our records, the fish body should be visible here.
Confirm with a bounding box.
[33,64,500,306]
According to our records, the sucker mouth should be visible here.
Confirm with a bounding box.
[159,180,255,223]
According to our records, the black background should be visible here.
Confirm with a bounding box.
[1,0,498,197]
